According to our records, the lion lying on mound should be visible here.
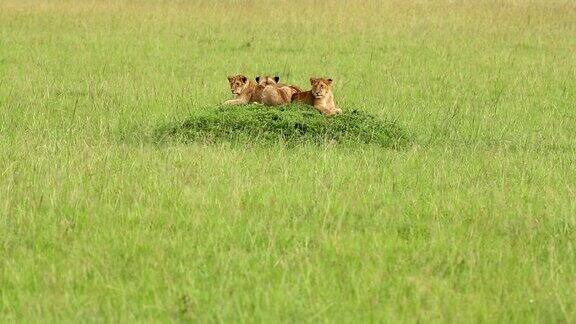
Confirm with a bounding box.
[292,77,342,116]
[224,75,263,105]
[224,74,341,116]
[256,75,302,106]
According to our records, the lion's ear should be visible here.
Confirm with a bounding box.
[325,78,333,85]
[310,77,317,84]
[255,76,260,83]
[274,76,280,83]
[227,76,234,82]
[241,76,247,83]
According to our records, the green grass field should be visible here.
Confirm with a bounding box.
[1,0,575,322]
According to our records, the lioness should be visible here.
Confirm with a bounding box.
[292,77,342,116]
[256,75,301,106]
[224,75,263,105]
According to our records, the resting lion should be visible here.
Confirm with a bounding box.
[223,75,263,105]
[256,75,301,106]
[292,77,342,116]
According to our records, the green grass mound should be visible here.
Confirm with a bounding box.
[155,104,411,148]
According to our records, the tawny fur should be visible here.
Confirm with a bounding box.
[223,75,264,105]
[256,75,301,106]
[292,77,342,116]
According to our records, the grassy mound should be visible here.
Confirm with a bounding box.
[155,104,411,148]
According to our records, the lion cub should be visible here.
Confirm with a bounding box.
[292,77,342,116]
[256,75,301,106]
[224,75,263,105]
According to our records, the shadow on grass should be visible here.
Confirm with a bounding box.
[154,104,412,149]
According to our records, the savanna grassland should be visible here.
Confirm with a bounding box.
[1,0,575,322]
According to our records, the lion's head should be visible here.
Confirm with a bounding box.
[227,75,249,95]
[256,75,280,87]
[310,77,333,99]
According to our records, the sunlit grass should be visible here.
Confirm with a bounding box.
[0,0,575,322]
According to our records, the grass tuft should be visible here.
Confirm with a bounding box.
[155,104,411,148]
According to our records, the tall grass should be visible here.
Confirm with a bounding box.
[0,0,575,322]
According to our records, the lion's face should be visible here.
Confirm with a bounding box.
[227,75,249,95]
[256,75,280,87]
[310,78,333,98]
